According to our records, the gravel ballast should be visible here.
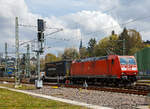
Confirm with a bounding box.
[26,86,149,109]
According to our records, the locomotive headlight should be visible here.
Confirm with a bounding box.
[121,72,124,75]
[132,67,137,70]
[121,67,127,71]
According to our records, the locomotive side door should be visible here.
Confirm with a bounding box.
[108,57,114,75]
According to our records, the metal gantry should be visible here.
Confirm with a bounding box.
[13,17,63,89]
[15,17,21,87]
[5,43,8,76]
[25,44,30,77]
[123,38,126,55]
[118,38,126,55]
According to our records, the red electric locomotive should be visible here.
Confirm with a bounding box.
[70,55,138,85]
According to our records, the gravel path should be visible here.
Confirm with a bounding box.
[26,86,149,109]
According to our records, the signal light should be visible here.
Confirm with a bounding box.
[38,32,44,42]
[37,19,45,32]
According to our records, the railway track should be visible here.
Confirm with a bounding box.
[0,77,149,96]
[62,84,150,96]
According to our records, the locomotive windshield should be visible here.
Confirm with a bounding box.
[119,57,136,65]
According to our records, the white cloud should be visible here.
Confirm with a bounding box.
[0,0,123,56]
[61,11,121,41]
[88,0,119,11]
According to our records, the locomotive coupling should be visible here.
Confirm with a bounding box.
[121,75,128,79]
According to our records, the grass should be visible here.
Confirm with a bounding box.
[136,83,150,86]
[137,80,150,83]
[0,88,86,109]
[0,83,36,90]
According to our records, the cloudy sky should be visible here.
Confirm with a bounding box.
[0,0,150,56]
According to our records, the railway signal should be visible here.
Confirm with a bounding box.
[5,43,8,76]
[35,19,46,89]
[37,32,44,42]
[13,17,63,89]
[37,19,45,32]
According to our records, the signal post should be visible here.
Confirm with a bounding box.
[35,19,45,89]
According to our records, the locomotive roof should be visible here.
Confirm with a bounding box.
[75,56,108,62]
[45,60,72,64]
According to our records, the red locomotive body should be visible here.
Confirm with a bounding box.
[70,55,138,83]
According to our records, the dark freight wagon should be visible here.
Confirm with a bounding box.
[0,65,5,77]
[135,47,150,76]
[45,60,72,78]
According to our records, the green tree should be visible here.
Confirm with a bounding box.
[128,29,144,55]
[62,48,79,60]
[40,58,45,71]
[87,38,97,57]
[95,31,119,56]
[117,27,130,55]
[45,53,58,63]
[107,33,119,54]
[30,57,36,74]
[94,37,109,56]
[90,29,144,56]
[79,47,88,58]
[117,28,144,55]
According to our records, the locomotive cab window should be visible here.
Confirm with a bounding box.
[128,58,136,65]
[119,57,136,65]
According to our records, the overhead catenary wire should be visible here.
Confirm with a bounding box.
[86,15,150,35]
[19,28,65,46]
[102,7,116,13]
[73,15,150,47]
[19,24,63,30]
[17,14,150,51]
